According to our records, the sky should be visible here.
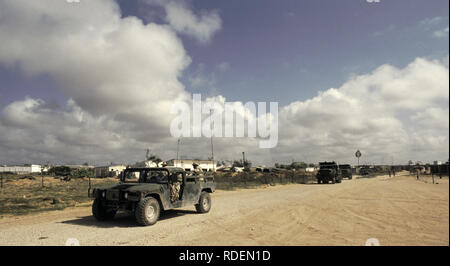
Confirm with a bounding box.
[0,0,448,166]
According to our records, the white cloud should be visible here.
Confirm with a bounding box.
[420,16,446,27]
[274,56,449,164]
[0,1,448,166]
[217,62,230,72]
[419,16,449,38]
[0,1,191,133]
[143,0,222,43]
[434,27,449,38]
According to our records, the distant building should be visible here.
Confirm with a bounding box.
[166,159,216,172]
[0,164,42,174]
[305,167,316,172]
[232,167,244,172]
[61,165,95,170]
[94,165,126,178]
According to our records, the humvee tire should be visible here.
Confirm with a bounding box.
[195,191,211,213]
[135,197,160,226]
[92,198,116,221]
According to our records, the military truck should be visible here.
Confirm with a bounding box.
[89,167,216,226]
[339,164,353,179]
[316,161,342,184]
[359,166,372,176]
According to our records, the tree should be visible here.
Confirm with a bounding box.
[232,160,243,167]
[48,166,71,176]
[147,154,162,165]
[290,162,307,170]
[232,159,251,168]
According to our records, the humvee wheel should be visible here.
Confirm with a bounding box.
[195,191,211,213]
[135,197,160,226]
[92,198,116,221]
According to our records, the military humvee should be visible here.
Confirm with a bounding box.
[339,164,352,179]
[359,166,372,176]
[316,161,342,184]
[89,167,216,226]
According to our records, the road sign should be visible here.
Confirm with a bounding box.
[355,150,361,167]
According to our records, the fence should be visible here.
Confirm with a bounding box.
[214,171,316,190]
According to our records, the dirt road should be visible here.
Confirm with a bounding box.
[0,172,448,246]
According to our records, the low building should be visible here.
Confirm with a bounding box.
[64,165,95,169]
[94,165,126,178]
[166,159,216,172]
[0,164,42,174]
[305,167,317,172]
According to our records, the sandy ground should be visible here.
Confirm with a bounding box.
[0,172,448,246]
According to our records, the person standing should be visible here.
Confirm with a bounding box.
[170,173,183,203]
[192,163,203,175]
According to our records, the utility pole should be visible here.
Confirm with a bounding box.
[242,152,246,166]
[41,164,45,188]
[210,109,214,171]
[355,150,361,167]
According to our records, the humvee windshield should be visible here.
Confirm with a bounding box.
[319,163,336,169]
[122,169,169,184]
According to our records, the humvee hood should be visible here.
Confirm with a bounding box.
[97,183,161,192]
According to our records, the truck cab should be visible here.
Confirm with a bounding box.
[316,161,342,184]
[339,164,353,179]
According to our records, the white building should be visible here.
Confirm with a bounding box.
[0,164,42,174]
[94,165,126,178]
[166,159,216,172]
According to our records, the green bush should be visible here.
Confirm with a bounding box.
[70,168,94,178]
[48,166,71,176]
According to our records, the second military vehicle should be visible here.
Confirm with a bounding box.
[339,164,353,179]
[89,167,216,226]
[359,166,373,176]
[317,161,342,184]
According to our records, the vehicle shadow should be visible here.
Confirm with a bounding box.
[60,209,198,228]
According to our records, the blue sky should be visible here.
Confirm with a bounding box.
[151,0,449,104]
[1,0,448,108]
[0,0,448,165]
